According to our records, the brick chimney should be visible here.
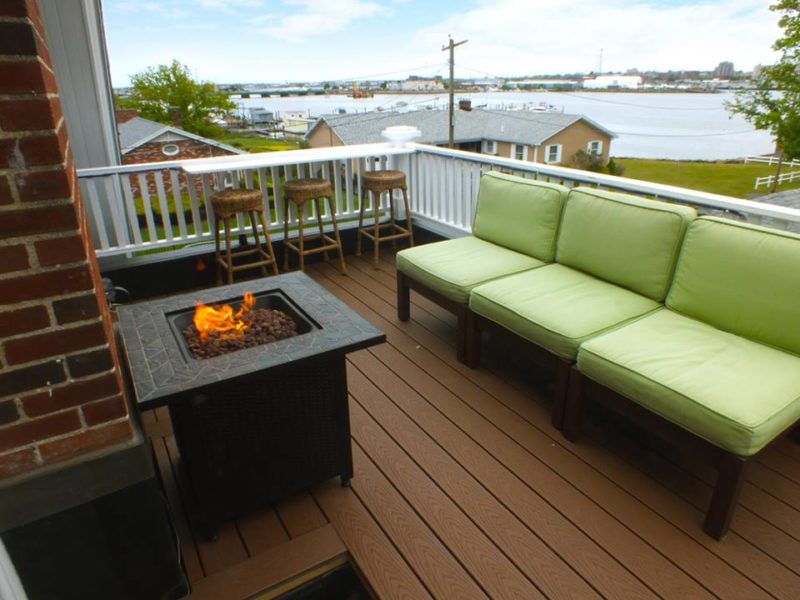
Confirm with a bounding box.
[114,108,138,124]
[0,0,133,480]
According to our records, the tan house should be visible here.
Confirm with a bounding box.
[306,108,615,166]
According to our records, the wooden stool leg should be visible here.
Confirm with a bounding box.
[298,200,306,272]
[317,198,329,262]
[214,213,222,285]
[222,216,234,285]
[372,190,381,268]
[389,190,398,250]
[328,196,347,275]
[249,210,267,277]
[402,186,414,247]
[356,185,366,257]
[283,197,290,271]
[258,209,278,275]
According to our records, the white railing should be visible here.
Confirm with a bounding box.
[754,170,800,190]
[79,143,800,268]
[745,155,800,168]
[409,144,800,237]
[77,144,414,266]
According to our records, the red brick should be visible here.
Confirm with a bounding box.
[52,293,100,324]
[66,348,113,378]
[6,321,105,365]
[0,305,49,336]
[0,266,91,305]
[82,395,127,426]
[35,235,85,266]
[12,130,66,167]
[0,359,65,399]
[0,409,81,453]
[39,419,131,464]
[0,21,37,55]
[0,98,61,132]
[0,176,12,205]
[0,60,57,95]
[0,448,38,478]
[0,204,78,238]
[23,372,120,417]
[0,244,29,274]
[0,400,19,425]
[15,170,70,202]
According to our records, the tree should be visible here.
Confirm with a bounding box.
[726,1,800,191]
[120,60,234,138]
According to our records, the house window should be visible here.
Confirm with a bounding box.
[545,144,562,164]
[512,144,527,161]
[588,140,603,155]
[162,143,180,156]
[483,140,497,155]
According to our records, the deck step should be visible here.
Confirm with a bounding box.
[186,524,348,600]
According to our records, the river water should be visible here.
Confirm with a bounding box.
[235,91,775,161]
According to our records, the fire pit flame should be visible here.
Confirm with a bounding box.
[193,292,255,342]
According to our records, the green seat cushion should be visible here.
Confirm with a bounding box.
[469,264,660,360]
[472,171,569,261]
[396,236,545,304]
[578,309,800,456]
[556,188,696,301]
[667,217,800,356]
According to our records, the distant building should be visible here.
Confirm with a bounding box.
[306,109,615,166]
[513,79,581,90]
[401,76,446,92]
[248,107,277,126]
[583,75,642,89]
[713,61,735,79]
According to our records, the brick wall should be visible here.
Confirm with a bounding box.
[0,0,132,480]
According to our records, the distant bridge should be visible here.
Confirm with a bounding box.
[231,87,326,98]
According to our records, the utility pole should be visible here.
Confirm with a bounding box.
[442,35,467,148]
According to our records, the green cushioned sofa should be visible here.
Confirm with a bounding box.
[396,171,569,361]
[467,187,696,427]
[565,217,800,539]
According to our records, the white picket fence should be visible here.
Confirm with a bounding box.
[754,170,800,190]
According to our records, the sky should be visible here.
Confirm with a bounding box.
[102,0,783,87]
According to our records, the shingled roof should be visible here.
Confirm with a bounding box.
[117,117,243,155]
[306,108,615,146]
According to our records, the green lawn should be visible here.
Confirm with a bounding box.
[217,135,303,153]
[616,159,800,199]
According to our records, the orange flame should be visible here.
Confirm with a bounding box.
[193,293,255,342]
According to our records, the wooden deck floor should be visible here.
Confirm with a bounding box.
[146,251,800,600]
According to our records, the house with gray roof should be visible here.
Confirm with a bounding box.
[116,111,244,165]
[306,108,615,166]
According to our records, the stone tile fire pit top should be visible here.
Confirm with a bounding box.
[117,271,385,409]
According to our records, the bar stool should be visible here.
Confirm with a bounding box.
[357,169,414,267]
[211,189,278,285]
[282,178,347,275]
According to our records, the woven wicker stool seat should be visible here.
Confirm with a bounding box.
[211,189,278,285]
[283,178,347,275]
[358,169,414,267]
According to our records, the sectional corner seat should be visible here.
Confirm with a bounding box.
[395,171,569,362]
[563,216,800,539]
[467,187,696,428]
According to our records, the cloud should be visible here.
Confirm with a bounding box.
[412,0,781,75]
[256,0,386,41]
[198,0,264,9]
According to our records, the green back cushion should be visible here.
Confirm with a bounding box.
[556,188,696,300]
[472,171,569,261]
[667,217,800,355]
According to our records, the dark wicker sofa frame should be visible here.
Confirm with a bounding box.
[562,365,800,540]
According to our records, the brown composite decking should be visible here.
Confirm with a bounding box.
[145,250,800,600]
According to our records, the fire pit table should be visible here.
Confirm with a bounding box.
[117,272,384,538]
